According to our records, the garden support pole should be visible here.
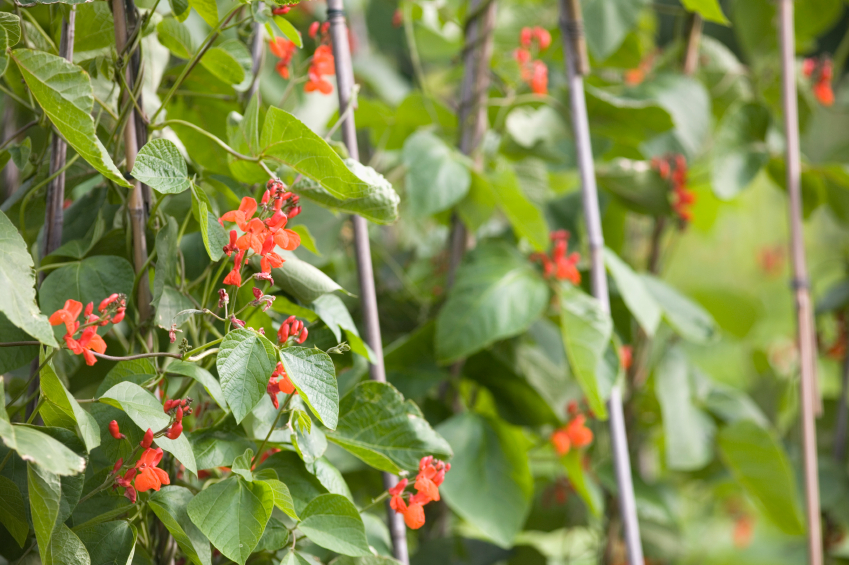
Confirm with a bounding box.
[326,4,409,563]
[247,6,264,101]
[114,0,152,321]
[778,1,823,563]
[559,1,644,564]
[125,0,153,214]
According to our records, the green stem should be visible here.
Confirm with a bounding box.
[251,393,294,466]
[182,337,223,360]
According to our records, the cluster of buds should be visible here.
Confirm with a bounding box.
[389,456,451,529]
[163,397,192,440]
[514,26,550,95]
[802,57,835,107]
[113,447,171,503]
[277,315,308,345]
[306,22,335,94]
[651,154,695,225]
[530,230,581,285]
[550,401,594,456]
[251,287,276,312]
[48,294,126,365]
[267,362,297,408]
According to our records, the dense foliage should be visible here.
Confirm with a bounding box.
[1,0,849,564]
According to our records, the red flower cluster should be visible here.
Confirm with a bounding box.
[530,230,581,284]
[219,180,302,287]
[514,27,550,95]
[803,57,834,107]
[389,456,450,529]
[270,37,298,79]
[267,362,297,408]
[306,22,335,94]
[551,403,594,456]
[163,397,192,439]
[652,154,695,224]
[114,447,171,502]
[277,315,308,345]
[49,295,125,365]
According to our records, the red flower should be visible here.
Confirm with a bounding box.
[529,60,548,95]
[65,325,107,365]
[270,37,297,79]
[566,415,593,448]
[134,447,171,492]
[49,299,83,334]
[532,231,581,284]
[392,9,402,27]
[267,362,297,408]
[220,197,258,231]
[814,81,835,106]
[551,428,571,456]
[305,45,335,95]
[533,27,551,50]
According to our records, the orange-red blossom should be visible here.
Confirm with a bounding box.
[551,414,594,456]
[389,456,451,529]
[49,298,113,365]
[530,230,581,284]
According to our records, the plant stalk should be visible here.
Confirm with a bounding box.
[682,13,702,76]
[559,1,644,564]
[327,3,408,562]
[778,1,823,563]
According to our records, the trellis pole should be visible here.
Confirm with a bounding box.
[777,1,823,563]
[326,3,409,562]
[558,1,644,564]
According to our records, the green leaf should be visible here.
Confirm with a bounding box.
[604,248,661,336]
[165,360,228,411]
[191,184,227,262]
[330,558,403,565]
[76,521,136,565]
[150,486,212,565]
[402,130,470,217]
[681,0,729,24]
[0,475,27,547]
[256,451,327,515]
[655,348,715,470]
[45,524,91,565]
[280,551,318,565]
[596,159,671,216]
[28,462,61,559]
[8,137,30,169]
[231,448,254,481]
[260,478,298,520]
[99,382,198,474]
[157,18,194,59]
[279,346,338,429]
[562,450,603,517]
[718,421,805,535]
[272,15,302,47]
[73,3,115,52]
[0,13,21,51]
[10,49,131,187]
[39,256,135,329]
[132,139,190,194]
[0,210,58,347]
[297,494,371,557]
[0,312,38,373]
[312,294,373,361]
[216,329,279,424]
[269,251,345,304]
[558,284,614,419]
[585,86,674,147]
[292,159,400,225]
[1,425,86,476]
[583,0,648,60]
[291,420,327,465]
[435,242,549,363]
[201,47,245,86]
[328,382,452,473]
[256,517,290,552]
[437,413,533,548]
[188,0,217,27]
[641,275,717,343]
[169,0,190,20]
[187,476,273,565]
[40,360,101,452]
[260,107,373,199]
[191,426,254,470]
[486,161,549,251]
[153,216,180,324]
[711,102,770,200]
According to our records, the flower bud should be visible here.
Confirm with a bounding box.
[167,422,183,440]
[112,458,124,474]
[176,406,183,423]
[112,308,126,324]
[141,428,154,449]
[109,420,125,440]
[277,323,290,344]
[218,289,229,308]
[297,327,308,344]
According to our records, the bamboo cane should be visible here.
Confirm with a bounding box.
[559,1,644,564]
[325,3,409,562]
[114,0,152,321]
[124,0,153,215]
[777,1,823,563]
[247,5,264,101]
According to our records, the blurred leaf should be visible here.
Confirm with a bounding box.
[0,474,27,547]
[0,13,21,51]
[157,18,194,59]
[641,275,718,343]
[298,494,371,556]
[604,248,661,336]
[402,131,470,217]
[273,15,302,47]
[586,87,674,147]
[562,450,603,516]
[711,102,770,200]
[681,0,729,24]
[718,421,805,535]
[269,251,345,303]
[582,0,649,60]
[596,159,671,216]
[487,160,549,251]
[188,0,217,27]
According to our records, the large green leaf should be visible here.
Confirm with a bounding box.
[256,517,290,552]
[153,216,180,327]
[604,248,661,336]
[73,3,114,52]
[28,462,61,560]
[292,159,400,224]
[280,346,339,430]
[586,86,674,147]
[435,242,549,363]
[188,0,217,26]
[655,348,715,471]
[260,107,372,199]
[596,159,671,216]
[201,47,245,86]
[150,486,212,565]
[711,102,770,200]
[99,382,198,474]
[487,161,549,251]
[39,256,135,327]
[0,474,27,547]
[260,478,298,520]
[641,275,717,343]
[402,130,470,216]
[0,424,86,476]
[256,451,328,515]
[681,0,729,23]
[187,476,273,565]
[269,251,345,304]
[40,360,100,452]
[10,49,130,187]
[0,210,58,347]
[216,329,278,424]
[297,494,371,557]
[558,284,614,419]
[437,413,533,548]
[191,427,254,470]
[156,18,194,59]
[76,520,136,565]
[328,382,452,473]
[0,13,21,51]
[718,421,805,535]
[165,360,228,411]
[583,0,649,60]
[132,139,190,194]
[45,524,91,565]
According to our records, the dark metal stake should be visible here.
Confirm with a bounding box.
[777,1,823,563]
[559,1,644,563]
[326,3,409,562]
